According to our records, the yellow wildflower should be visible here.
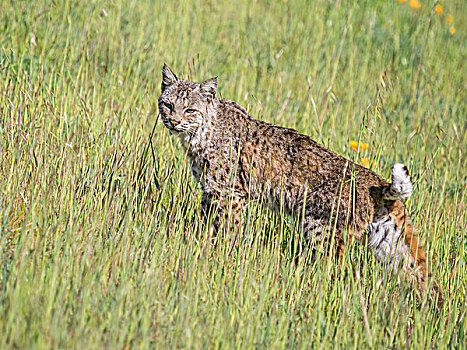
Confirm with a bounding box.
[409,0,421,9]
[396,0,408,2]
[435,4,443,14]
[446,14,453,24]
[361,158,370,168]
[350,140,369,152]
[449,26,456,34]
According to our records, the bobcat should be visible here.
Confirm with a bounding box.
[158,64,442,303]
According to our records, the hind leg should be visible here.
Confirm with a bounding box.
[391,201,443,307]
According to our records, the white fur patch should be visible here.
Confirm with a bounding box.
[367,216,415,272]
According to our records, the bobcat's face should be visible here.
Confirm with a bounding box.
[158,64,217,136]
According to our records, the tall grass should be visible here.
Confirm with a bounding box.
[1,0,466,348]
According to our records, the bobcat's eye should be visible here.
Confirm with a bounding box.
[160,101,174,112]
[185,108,197,114]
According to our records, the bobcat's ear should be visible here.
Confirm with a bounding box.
[200,77,217,98]
[161,64,178,92]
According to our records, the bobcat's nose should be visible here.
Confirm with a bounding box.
[169,119,180,127]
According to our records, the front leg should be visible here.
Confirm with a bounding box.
[201,191,220,234]
[201,190,245,236]
[300,215,344,265]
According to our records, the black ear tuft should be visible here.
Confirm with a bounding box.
[161,64,178,92]
[200,77,217,98]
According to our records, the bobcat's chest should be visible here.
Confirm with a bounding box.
[176,129,212,186]
[185,144,213,188]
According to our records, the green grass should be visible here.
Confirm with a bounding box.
[1,0,466,348]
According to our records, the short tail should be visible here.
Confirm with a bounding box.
[383,163,413,200]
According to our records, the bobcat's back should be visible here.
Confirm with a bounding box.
[213,99,388,237]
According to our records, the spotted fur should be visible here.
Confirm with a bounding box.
[158,65,442,304]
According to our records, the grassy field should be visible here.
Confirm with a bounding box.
[1,0,466,348]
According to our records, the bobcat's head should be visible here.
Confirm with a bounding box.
[158,64,217,136]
